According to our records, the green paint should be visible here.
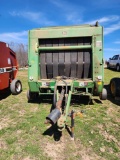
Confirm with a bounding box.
[37,45,91,51]
[28,23,104,99]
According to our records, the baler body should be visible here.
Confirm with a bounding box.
[0,42,18,91]
[28,24,104,97]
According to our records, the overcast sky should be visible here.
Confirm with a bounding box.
[0,0,120,60]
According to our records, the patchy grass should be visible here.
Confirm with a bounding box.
[0,69,120,160]
[104,68,120,84]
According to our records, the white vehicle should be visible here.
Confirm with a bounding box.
[107,54,120,71]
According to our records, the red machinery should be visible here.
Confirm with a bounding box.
[0,41,22,94]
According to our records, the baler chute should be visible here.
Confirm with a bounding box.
[27,22,107,138]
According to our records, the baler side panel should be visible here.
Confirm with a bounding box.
[28,32,39,83]
[92,33,104,93]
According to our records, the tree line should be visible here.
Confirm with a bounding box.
[9,42,28,67]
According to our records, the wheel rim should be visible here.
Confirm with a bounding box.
[111,82,115,96]
[16,82,21,92]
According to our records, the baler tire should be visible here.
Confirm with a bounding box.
[27,90,31,101]
[99,88,107,100]
[10,79,22,95]
[27,90,38,101]
[110,78,120,97]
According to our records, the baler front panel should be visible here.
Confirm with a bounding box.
[28,25,104,94]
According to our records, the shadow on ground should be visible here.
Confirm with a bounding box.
[106,68,119,72]
[0,88,11,100]
[43,123,62,141]
[43,123,73,141]
[28,94,104,106]
[28,95,53,104]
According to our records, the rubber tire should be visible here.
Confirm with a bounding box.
[27,90,31,101]
[99,88,107,100]
[27,90,38,101]
[110,78,120,97]
[10,79,22,95]
[116,65,120,71]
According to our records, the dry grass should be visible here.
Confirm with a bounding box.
[0,69,120,160]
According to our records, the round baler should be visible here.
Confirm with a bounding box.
[0,42,22,95]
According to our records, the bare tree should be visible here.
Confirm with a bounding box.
[9,42,28,67]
